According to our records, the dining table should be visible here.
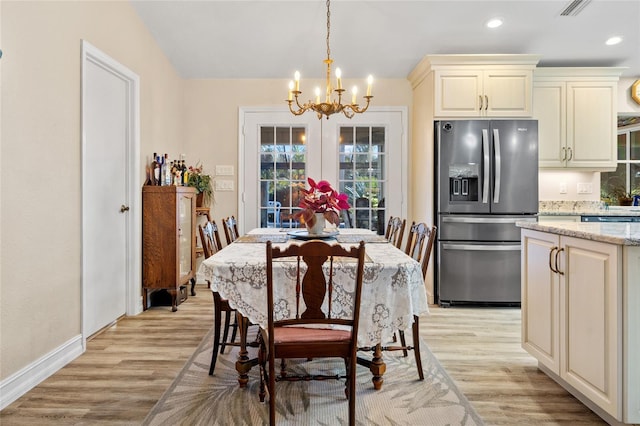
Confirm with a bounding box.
[197,227,429,390]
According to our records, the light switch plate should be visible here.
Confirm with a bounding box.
[559,182,567,194]
[215,179,234,191]
[215,165,234,176]
[577,183,593,194]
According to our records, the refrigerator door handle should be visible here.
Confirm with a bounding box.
[493,128,501,203]
[441,216,536,224]
[482,128,490,203]
[442,244,521,251]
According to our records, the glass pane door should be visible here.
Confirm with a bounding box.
[259,126,307,228]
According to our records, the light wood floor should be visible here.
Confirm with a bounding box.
[1,284,606,425]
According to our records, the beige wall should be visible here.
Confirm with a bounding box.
[0,1,184,380]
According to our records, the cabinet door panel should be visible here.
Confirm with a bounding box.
[178,192,194,279]
[561,236,621,418]
[521,230,560,373]
[484,70,532,117]
[434,70,482,117]
[533,82,566,167]
[566,82,617,168]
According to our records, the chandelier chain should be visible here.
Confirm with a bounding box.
[326,0,331,61]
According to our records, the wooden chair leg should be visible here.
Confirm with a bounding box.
[229,314,238,344]
[220,310,231,354]
[348,357,356,426]
[209,302,222,375]
[398,330,409,357]
[412,315,424,380]
[269,355,276,426]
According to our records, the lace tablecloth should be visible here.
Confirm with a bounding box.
[198,228,429,347]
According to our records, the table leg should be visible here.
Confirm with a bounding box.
[370,344,386,390]
[357,343,386,390]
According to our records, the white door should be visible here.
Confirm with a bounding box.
[81,41,141,340]
[240,107,407,232]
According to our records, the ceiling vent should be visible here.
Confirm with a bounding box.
[560,0,592,16]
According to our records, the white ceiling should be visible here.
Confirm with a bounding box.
[129,0,640,80]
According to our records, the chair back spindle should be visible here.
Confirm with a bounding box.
[385,216,406,249]
[222,216,239,245]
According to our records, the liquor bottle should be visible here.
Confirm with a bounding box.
[163,154,171,186]
[151,153,159,185]
[158,154,166,186]
[181,160,188,185]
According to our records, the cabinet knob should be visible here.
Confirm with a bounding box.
[120,205,130,213]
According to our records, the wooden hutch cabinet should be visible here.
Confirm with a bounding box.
[142,186,197,311]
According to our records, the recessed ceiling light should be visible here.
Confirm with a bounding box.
[605,36,623,46]
[486,18,503,29]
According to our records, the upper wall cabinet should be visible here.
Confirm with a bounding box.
[534,68,624,170]
[412,55,541,118]
[435,68,534,117]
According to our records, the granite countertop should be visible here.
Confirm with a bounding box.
[517,221,640,246]
[538,201,640,216]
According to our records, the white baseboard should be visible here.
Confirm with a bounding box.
[0,334,83,410]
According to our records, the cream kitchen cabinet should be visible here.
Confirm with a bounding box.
[534,68,623,170]
[522,228,627,422]
[410,54,540,118]
[434,67,534,117]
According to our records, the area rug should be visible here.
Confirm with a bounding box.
[143,327,484,426]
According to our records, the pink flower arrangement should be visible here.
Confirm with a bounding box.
[294,178,350,227]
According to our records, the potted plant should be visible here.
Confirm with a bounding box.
[602,176,638,206]
[293,177,350,233]
[187,163,213,207]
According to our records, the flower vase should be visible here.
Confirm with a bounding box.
[196,192,204,207]
[306,212,325,235]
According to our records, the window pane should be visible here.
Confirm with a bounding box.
[617,133,626,160]
[632,163,640,192]
[631,129,640,161]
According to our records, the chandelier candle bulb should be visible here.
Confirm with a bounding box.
[288,81,294,101]
[294,71,300,91]
[367,75,373,97]
[336,68,342,90]
[352,86,358,105]
[315,87,321,104]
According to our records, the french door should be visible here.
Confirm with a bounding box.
[240,107,407,234]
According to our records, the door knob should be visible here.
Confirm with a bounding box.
[120,205,130,213]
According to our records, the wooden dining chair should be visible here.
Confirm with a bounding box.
[405,222,437,280]
[259,240,366,426]
[385,216,406,249]
[198,221,239,375]
[222,215,239,245]
[385,221,436,380]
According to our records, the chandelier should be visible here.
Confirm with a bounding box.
[286,0,373,120]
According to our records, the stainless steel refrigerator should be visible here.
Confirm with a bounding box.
[435,120,538,306]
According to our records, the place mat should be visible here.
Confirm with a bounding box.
[336,233,388,243]
[234,234,288,243]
